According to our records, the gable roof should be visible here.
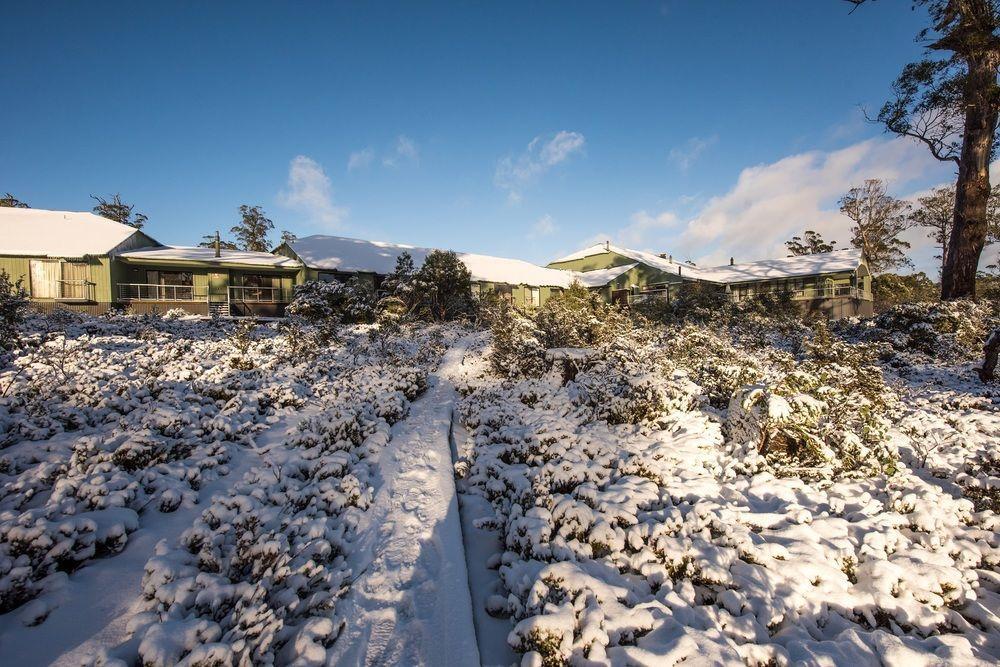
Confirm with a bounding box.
[551,243,864,284]
[550,242,714,280]
[693,249,864,284]
[287,234,587,288]
[0,207,149,258]
[119,245,301,269]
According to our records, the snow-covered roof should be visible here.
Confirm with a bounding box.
[694,249,865,284]
[550,243,714,280]
[0,207,147,258]
[118,246,302,269]
[287,234,593,288]
[551,243,864,284]
[574,263,639,287]
[289,235,431,274]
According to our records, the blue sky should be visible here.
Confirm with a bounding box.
[2,1,966,273]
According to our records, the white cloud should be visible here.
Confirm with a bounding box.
[668,135,717,171]
[495,130,586,203]
[528,214,558,239]
[383,134,419,167]
[347,148,374,171]
[278,155,347,229]
[574,137,956,274]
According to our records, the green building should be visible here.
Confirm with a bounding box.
[274,235,621,310]
[548,242,874,317]
[2,208,873,319]
[1,208,301,317]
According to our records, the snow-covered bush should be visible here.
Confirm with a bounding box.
[535,283,630,349]
[287,280,347,324]
[873,299,998,361]
[573,356,698,425]
[0,269,29,359]
[227,318,258,370]
[659,324,775,408]
[727,324,896,476]
[484,299,546,378]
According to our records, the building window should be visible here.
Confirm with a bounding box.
[494,284,513,303]
[239,274,276,288]
[318,271,352,284]
[29,260,60,298]
[146,270,193,286]
[30,260,89,299]
[529,287,540,307]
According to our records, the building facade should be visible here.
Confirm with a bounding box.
[2,209,874,319]
[1,209,301,317]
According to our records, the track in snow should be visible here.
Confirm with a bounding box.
[327,339,481,666]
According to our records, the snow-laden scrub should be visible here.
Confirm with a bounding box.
[456,307,1000,666]
[0,311,455,664]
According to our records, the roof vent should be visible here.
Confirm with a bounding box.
[677,266,682,275]
[214,231,221,258]
[730,257,734,265]
[604,240,610,251]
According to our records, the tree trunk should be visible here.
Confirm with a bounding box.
[942,52,998,300]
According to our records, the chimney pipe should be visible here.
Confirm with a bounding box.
[215,231,221,258]
[669,254,673,263]
[677,266,682,275]
[605,240,610,251]
[730,257,734,266]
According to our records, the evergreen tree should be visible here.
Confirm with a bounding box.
[911,183,1000,277]
[0,193,28,208]
[382,251,417,307]
[411,250,474,321]
[91,194,147,229]
[0,270,29,359]
[231,205,274,252]
[785,230,837,256]
[839,179,913,273]
[848,0,1000,298]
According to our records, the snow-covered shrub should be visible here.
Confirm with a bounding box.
[341,276,377,324]
[535,282,630,349]
[287,280,347,324]
[573,357,698,425]
[0,270,29,359]
[484,299,546,378]
[726,324,896,476]
[411,249,475,321]
[659,324,775,408]
[227,318,258,370]
[873,299,998,361]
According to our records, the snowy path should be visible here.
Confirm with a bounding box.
[0,411,315,667]
[327,340,481,667]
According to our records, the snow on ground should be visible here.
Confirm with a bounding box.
[325,336,480,666]
[455,303,1000,666]
[1,301,998,666]
[0,312,468,665]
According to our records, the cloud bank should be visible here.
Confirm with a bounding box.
[278,155,347,229]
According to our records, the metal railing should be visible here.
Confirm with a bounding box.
[629,288,671,304]
[728,285,866,302]
[55,280,95,301]
[229,286,287,303]
[118,283,207,301]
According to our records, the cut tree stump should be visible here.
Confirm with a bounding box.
[978,327,1000,382]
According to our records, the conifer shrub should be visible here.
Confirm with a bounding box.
[534,282,630,348]
[411,250,475,321]
[485,298,546,378]
[0,270,29,361]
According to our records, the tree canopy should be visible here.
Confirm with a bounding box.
[230,205,274,252]
[839,179,913,273]
[91,194,147,229]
